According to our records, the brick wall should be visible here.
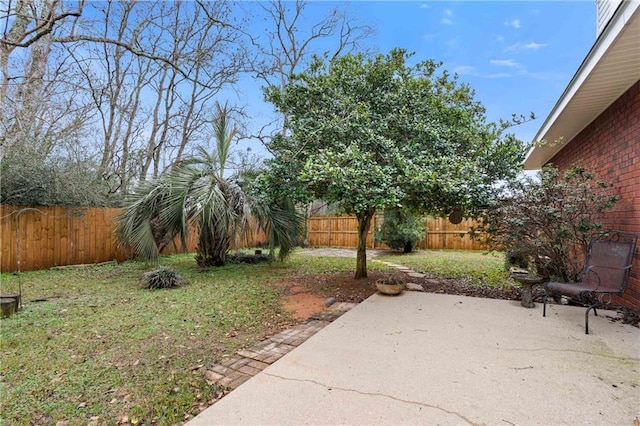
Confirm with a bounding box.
[547,80,640,308]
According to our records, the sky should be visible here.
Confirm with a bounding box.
[233,1,598,160]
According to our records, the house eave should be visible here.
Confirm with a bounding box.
[524,0,640,170]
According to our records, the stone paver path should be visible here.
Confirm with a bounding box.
[376,260,426,291]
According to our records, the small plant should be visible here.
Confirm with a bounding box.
[376,274,407,286]
[375,208,426,253]
[141,266,184,290]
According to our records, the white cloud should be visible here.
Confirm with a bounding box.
[422,33,437,41]
[420,4,432,9]
[495,35,505,42]
[523,42,548,50]
[505,19,521,29]
[440,8,453,24]
[454,65,476,75]
[490,59,521,68]
[506,42,549,52]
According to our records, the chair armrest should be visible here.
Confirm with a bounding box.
[583,265,601,289]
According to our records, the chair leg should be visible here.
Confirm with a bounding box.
[543,293,548,317]
[585,304,598,335]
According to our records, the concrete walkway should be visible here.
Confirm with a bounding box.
[189,292,640,425]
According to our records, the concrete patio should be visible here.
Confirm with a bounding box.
[188,292,640,425]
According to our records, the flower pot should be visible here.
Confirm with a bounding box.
[1,298,17,318]
[375,281,405,295]
[1,293,21,310]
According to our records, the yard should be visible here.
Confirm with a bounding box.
[0,249,515,425]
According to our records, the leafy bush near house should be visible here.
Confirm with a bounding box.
[375,208,426,253]
[479,166,617,282]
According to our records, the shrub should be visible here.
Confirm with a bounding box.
[480,166,617,282]
[141,266,184,290]
[376,274,407,285]
[505,244,530,270]
[375,209,426,253]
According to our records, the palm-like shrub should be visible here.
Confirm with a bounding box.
[116,104,300,267]
[141,267,184,290]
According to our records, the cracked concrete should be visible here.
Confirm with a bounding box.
[188,292,640,425]
[260,372,477,425]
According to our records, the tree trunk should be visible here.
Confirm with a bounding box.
[403,241,413,253]
[355,209,375,279]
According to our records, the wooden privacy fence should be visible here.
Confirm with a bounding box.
[1,205,129,272]
[307,215,487,251]
[0,205,268,273]
[1,205,486,273]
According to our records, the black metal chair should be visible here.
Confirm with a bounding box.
[542,230,638,334]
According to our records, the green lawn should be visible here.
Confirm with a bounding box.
[0,252,389,425]
[0,250,506,425]
[375,249,513,288]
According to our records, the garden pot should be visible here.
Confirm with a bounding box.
[375,281,405,295]
[1,293,21,310]
[1,298,17,318]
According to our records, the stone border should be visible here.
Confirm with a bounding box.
[204,302,357,389]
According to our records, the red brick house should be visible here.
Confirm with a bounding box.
[524,0,640,308]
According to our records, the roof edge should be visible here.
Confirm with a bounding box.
[524,0,640,170]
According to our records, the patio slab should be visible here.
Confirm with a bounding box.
[188,292,640,425]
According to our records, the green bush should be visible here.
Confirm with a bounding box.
[141,266,184,290]
[375,209,426,253]
[481,166,617,282]
[505,244,530,270]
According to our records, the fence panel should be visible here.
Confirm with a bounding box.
[308,214,487,251]
[1,205,131,272]
[309,215,380,248]
[417,217,487,251]
[0,205,271,272]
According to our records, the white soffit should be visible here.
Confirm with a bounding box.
[524,1,640,170]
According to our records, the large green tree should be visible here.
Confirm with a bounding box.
[265,49,527,278]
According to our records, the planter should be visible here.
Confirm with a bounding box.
[375,281,405,295]
[1,298,17,318]
[1,293,21,310]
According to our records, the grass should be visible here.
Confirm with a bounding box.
[0,251,390,426]
[375,249,513,288]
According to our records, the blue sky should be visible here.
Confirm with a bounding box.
[233,1,597,158]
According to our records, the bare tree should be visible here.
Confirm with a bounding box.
[1,0,371,206]
[250,0,374,144]
[1,0,247,203]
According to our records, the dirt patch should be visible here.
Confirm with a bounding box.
[271,271,385,320]
[282,292,325,320]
